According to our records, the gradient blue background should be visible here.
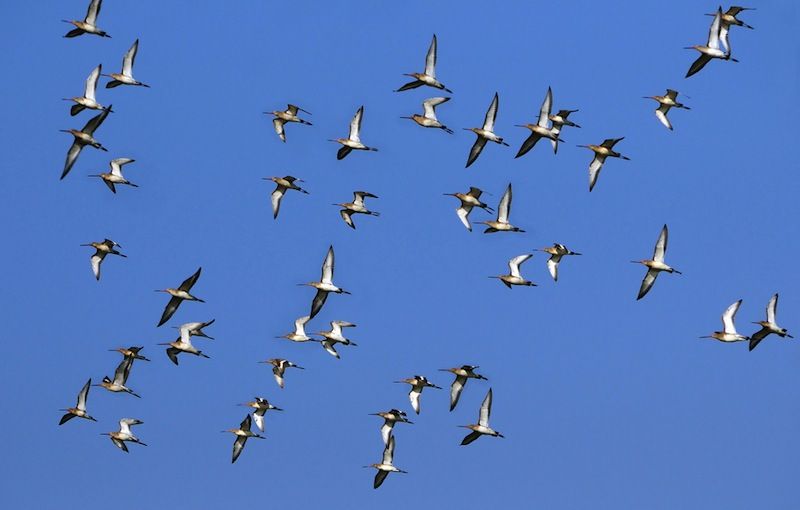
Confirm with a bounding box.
[1,1,797,508]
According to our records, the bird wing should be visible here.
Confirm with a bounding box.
[749,327,770,352]
[91,253,105,280]
[82,107,110,135]
[547,254,562,281]
[666,89,679,101]
[373,470,389,489]
[349,106,363,142]
[465,136,487,168]
[62,142,83,180]
[449,375,467,411]
[588,154,606,192]
[383,435,395,465]
[686,54,712,78]
[461,430,482,446]
[409,387,421,414]
[515,132,542,158]
[653,224,668,262]
[321,340,340,358]
[178,267,202,291]
[466,187,483,199]
[637,269,659,300]
[766,294,778,324]
[380,421,393,446]
[424,34,437,77]
[707,9,722,50]
[722,300,742,334]
[273,118,286,142]
[122,39,138,77]
[158,296,183,327]
[655,105,672,130]
[478,388,492,427]
[240,413,253,432]
[113,356,131,385]
[508,254,532,278]
[76,378,91,411]
[252,412,265,432]
[271,186,285,219]
[310,289,328,320]
[320,246,334,284]
[112,437,129,452]
[340,210,356,229]
[456,205,473,231]
[84,65,101,101]
[336,146,353,160]
[422,97,448,120]
[232,436,247,463]
[601,137,623,149]
[483,93,499,131]
[538,87,553,127]
[272,366,285,388]
[85,0,102,25]
[294,315,310,336]
[497,184,512,223]
[109,157,133,177]
[166,347,180,365]
[719,23,731,54]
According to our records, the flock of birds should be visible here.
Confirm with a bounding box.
[57,1,792,489]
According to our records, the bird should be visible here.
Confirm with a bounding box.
[94,356,140,398]
[300,246,350,320]
[104,39,150,88]
[238,397,283,432]
[439,365,487,411]
[223,414,264,464]
[89,158,138,193]
[59,378,97,425]
[159,323,211,366]
[264,176,309,219]
[536,244,581,282]
[267,104,312,142]
[395,34,452,93]
[64,64,110,116]
[460,388,504,445]
[632,224,681,300]
[316,320,358,359]
[62,0,109,38]
[465,93,508,168]
[335,191,380,229]
[700,300,749,343]
[171,319,215,340]
[81,239,125,281]
[479,183,524,233]
[365,435,407,489]
[108,346,150,362]
[395,375,441,415]
[706,6,755,53]
[102,419,147,453]
[577,137,630,192]
[644,89,690,130]
[401,97,453,133]
[749,294,793,351]
[277,316,313,343]
[548,109,580,154]
[155,267,204,327]
[443,186,494,231]
[60,107,111,180]
[260,358,304,389]
[370,409,413,446]
[515,87,564,158]
[490,254,536,289]
[686,8,738,78]
[330,106,378,160]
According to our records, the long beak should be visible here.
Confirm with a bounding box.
[399,116,413,120]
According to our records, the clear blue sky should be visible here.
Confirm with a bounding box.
[1,1,797,508]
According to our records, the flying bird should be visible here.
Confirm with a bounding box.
[515,87,563,158]
[108,346,150,362]
[330,106,378,160]
[155,267,204,327]
[465,93,508,168]
[706,6,755,53]
[90,158,138,193]
[277,316,313,343]
[159,323,211,365]
[536,243,581,282]
[578,137,630,192]
[64,64,110,116]
[644,89,690,130]
[301,246,350,319]
[401,97,453,133]
[395,34,451,93]
[94,356,140,398]
[749,294,793,351]
[443,186,494,231]
[700,300,749,343]
[81,238,125,281]
[460,388,504,445]
[479,183,524,233]
[365,435,407,489]
[238,397,283,432]
[335,191,380,229]
[490,254,536,289]
[685,8,738,78]
[264,176,309,219]
[104,39,150,88]
[548,109,580,154]
[62,0,109,38]
[60,107,111,180]
[316,320,358,359]
[59,379,97,425]
[632,224,681,300]
[267,104,312,142]
[260,358,304,389]
[224,414,264,464]
[439,365,487,411]
[171,319,215,340]
[102,418,147,452]
[395,375,441,415]
[370,409,413,446]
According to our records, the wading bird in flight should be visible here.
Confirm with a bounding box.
[238,397,283,432]
[260,358,304,389]
[90,157,138,193]
[700,300,749,343]
[103,418,147,452]
[335,191,380,229]
[443,186,494,232]
[224,414,264,464]
[277,316,313,343]
[316,320,358,359]
[632,225,681,300]
[685,8,738,78]
[515,87,563,159]
[749,294,793,351]
[64,64,110,116]
[81,238,125,281]
[330,106,378,160]
[104,39,149,88]
[578,137,630,192]
[172,319,215,340]
[465,93,508,168]
[395,34,452,93]
[370,409,413,446]
[548,109,580,154]
[706,6,755,53]
[439,365,487,411]
[460,388,504,445]
[644,89,690,130]
[160,323,211,365]
[490,254,535,289]
[536,243,581,282]
[395,375,441,415]
[60,107,111,180]
[479,183,524,233]
[301,246,350,319]
[59,379,97,425]
[63,0,110,38]
[401,97,453,133]
[155,267,204,327]
[365,435,407,489]
[95,356,140,398]
[109,346,150,362]
[264,176,309,219]
[268,104,312,142]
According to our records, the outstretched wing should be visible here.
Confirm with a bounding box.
[178,267,202,291]
[482,93,499,131]
[637,269,659,300]
[349,106,363,142]
[449,375,466,411]
[424,34,437,77]
[465,136,487,168]
[122,39,138,77]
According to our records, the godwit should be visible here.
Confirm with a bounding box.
[515,87,564,159]
[479,183,524,233]
[365,436,407,489]
[644,89,690,130]
[330,106,378,160]
[490,254,535,289]
[64,65,110,116]
[301,246,350,320]
[536,243,581,282]
[277,316,313,343]
[370,409,413,446]
[63,0,109,38]
[443,186,494,232]
[685,8,738,78]
[159,323,211,365]
[439,365,487,411]
[700,300,749,343]
[102,419,147,453]
[316,320,357,359]
[706,6,755,53]
[104,39,150,88]
[59,378,97,425]
[155,267,204,327]
[94,356,140,398]
[172,319,215,340]
[401,97,453,134]
[335,191,380,229]
[90,158,138,193]
[81,238,125,281]
[238,397,283,432]
[267,104,312,142]
[395,375,441,415]
[395,34,452,93]
[264,176,309,219]
[60,107,111,180]
[260,358,304,389]
[749,294,793,351]
[108,346,150,362]
[577,137,630,192]
[548,109,580,154]
[460,388,504,445]
[465,93,508,168]
[632,224,681,300]
[224,414,264,464]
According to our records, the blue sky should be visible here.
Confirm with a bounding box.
[1,1,797,508]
